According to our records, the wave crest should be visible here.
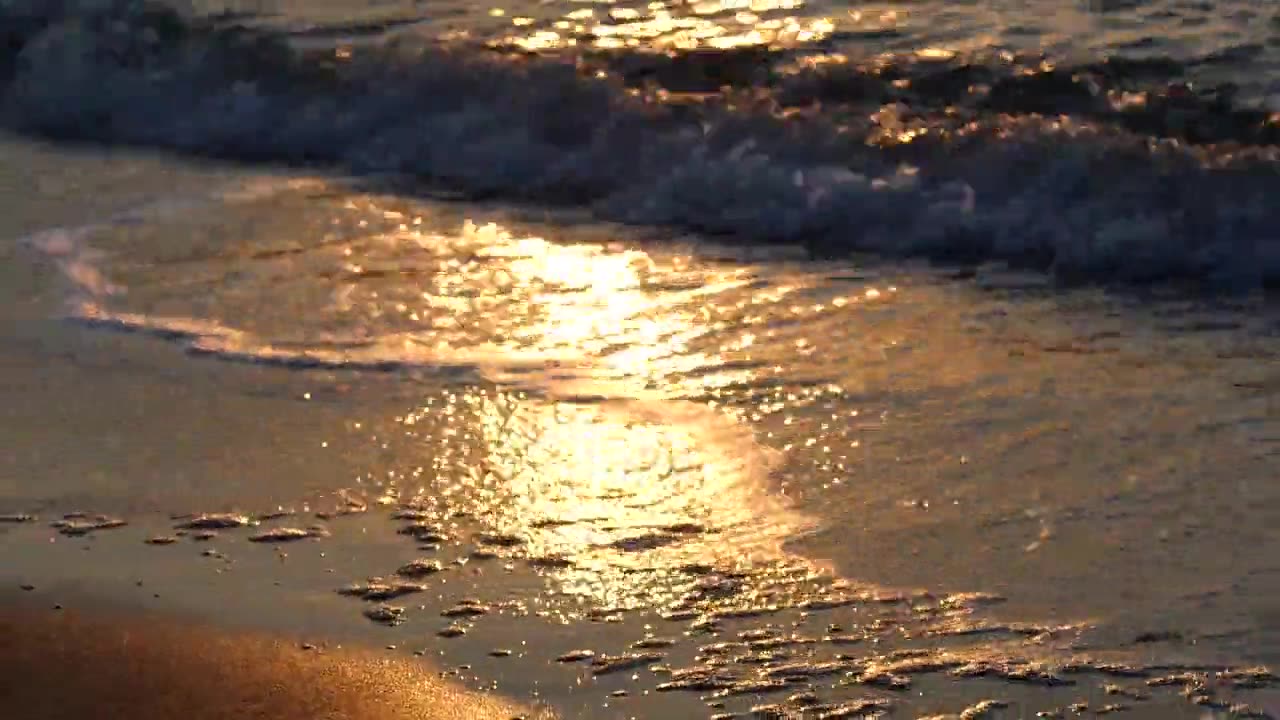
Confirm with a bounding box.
[2,0,1279,289]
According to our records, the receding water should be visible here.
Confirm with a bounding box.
[4,164,1277,716]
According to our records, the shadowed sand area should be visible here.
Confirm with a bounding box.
[0,597,546,720]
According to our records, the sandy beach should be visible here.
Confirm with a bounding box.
[3,135,1280,720]
[0,597,547,720]
[0,140,542,719]
[4,0,1280,717]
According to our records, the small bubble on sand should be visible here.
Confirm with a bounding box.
[19,584,34,591]
[952,661,1072,686]
[391,509,433,521]
[959,699,1009,719]
[475,533,525,548]
[940,592,1007,610]
[1063,661,1148,678]
[632,637,678,649]
[556,650,596,663]
[489,649,513,658]
[748,702,785,717]
[737,651,788,665]
[707,680,790,699]
[530,518,573,529]
[661,523,708,534]
[787,691,820,706]
[177,513,252,530]
[398,523,450,543]
[591,652,665,676]
[51,515,127,536]
[442,602,491,618]
[655,667,736,692]
[763,660,848,680]
[824,634,864,645]
[854,672,912,690]
[586,606,631,621]
[711,607,780,621]
[689,617,720,633]
[338,580,427,601]
[145,536,179,545]
[363,604,406,625]
[1217,667,1277,688]
[809,698,892,718]
[438,625,467,638]
[0,514,34,523]
[662,609,700,621]
[527,555,575,569]
[799,596,858,610]
[608,532,680,552]
[249,527,325,543]
[396,559,444,577]
[1104,684,1150,700]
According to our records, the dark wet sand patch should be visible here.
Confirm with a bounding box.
[0,599,547,720]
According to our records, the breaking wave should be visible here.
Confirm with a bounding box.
[3,0,1279,289]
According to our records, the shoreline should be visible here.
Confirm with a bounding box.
[4,134,1280,720]
[5,513,1273,720]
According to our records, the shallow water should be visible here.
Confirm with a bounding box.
[200,0,1280,101]
[3,136,1279,718]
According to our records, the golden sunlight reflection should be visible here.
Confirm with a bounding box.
[465,221,763,396]
[392,384,813,609]
[385,219,828,608]
[479,394,805,607]
[493,0,834,52]
[65,187,884,613]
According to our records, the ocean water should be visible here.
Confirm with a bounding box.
[1,0,1279,287]
[2,2,1280,719]
[196,0,1280,104]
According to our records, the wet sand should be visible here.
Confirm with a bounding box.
[0,139,554,720]
[0,596,546,720]
[0,509,715,720]
[7,513,1268,720]
[4,136,1280,720]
